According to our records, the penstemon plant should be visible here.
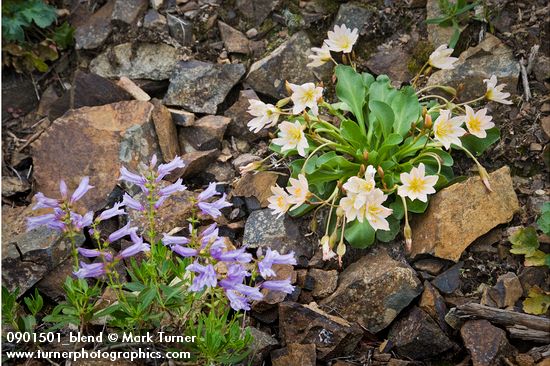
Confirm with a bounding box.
[27,155,296,363]
[244,24,509,264]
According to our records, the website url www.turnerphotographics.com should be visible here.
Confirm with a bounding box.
[4,331,196,362]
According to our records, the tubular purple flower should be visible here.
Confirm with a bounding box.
[219,264,249,288]
[32,192,59,210]
[122,193,145,211]
[97,202,126,222]
[59,180,68,199]
[198,194,232,218]
[156,156,185,181]
[73,211,94,229]
[187,262,217,292]
[117,241,150,259]
[261,279,295,294]
[234,283,263,300]
[150,154,158,169]
[74,262,106,278]
[197,182,219,201]
[225,290,251,311]
[162,233,190,246]
[258,249,297,278]
[119,166,147,188]
[27,214,60,231]
[108,222,138,243]
[199,223,222,248]
[158,179,187,197]
[78,247,114,261]
[153,195,168,209]
[170,245,199,257]
[70,177,94,203]
[211,246,252,263]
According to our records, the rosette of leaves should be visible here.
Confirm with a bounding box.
[2,0,74,73]
[272,65,499,249]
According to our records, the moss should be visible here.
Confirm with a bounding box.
[407,40,434,74]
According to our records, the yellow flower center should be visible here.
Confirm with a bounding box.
[294,187,302,196]
[408,177,426,193]
[288,127,302,143]
[468,116,481,132]
[302,89,316,103]
[436,121,452,137]
[276,196,286,208]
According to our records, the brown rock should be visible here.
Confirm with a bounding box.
[410,166,520,262]
[413,258,447,275]
[366,47,413,86]
[116,77,151,101]
[231,171,281,207]
[218,21,249,54]
[388,306,457,360]
[170,150,220,180]
[461,320,515,366]
[320,248,422,333]
[247,327,278,365]
[179,115,231,151]
[36,259,74,301]
[169,108,195,127]
[481,272,523,308]
[278,302,363,361]
[33,101,160,211]
[540,116,550,140]
[2,176,30,197]
[308,268,338,299]
[271,343,316,366]
[419,281,448,331]
[151,99,180,161]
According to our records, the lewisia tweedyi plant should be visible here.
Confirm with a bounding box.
[27,155,296,363]
[245,24,508,264]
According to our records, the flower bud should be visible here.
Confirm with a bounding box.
[276,97,291,108]
[439,85,457,96]
[303,111,311,123]
[284,80,293,95]
[404,223,412,253]
[336,206,344,217]
[363,150,369,162]
[359,164,366,176]
[309,216,318,232]
[424,113,433,129]
[329,229,338,247]
[377,166,385,180]
[478,165,493,192]
[422,106,427,118]
[239,161,263,175]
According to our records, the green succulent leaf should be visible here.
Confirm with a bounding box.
[344,219,376,248]
[460,127,500,156]
[369,100,394,139]
[335,65,366,131]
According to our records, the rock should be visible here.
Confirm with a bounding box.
[413,258,447,275]
[278,302,363,361]
[247,327,278,365]
[232,154,262,171]
[164,61,245,114]
[388,306,457,360]
[74,1,114,50]
[481,272,523,308]
[169,108,195,127]
[150,0,165,10]
[431,261,463,294]
[2,205,85,294]
[36,259,74,301]
[533,55,550,82]
[232,171,281,207]
[49,71,133,121]
[143,9,168,32]
[116,77,151,101]
[218,21,249,54]
[245,31,327,100]
[333,2,374,33]
[243,208,314,265]
[308,269,338,299]
[426,0,457,47]
[271,343,316,366]
[427,34,520,100]
[419,281,448,331]
[167,14,193,46]
[224,89,267,141]
[410,166,520,261]
[151,99,180,161]
[179,115,230,150]
[366,46,413,86]
[2,176,30,197]
[129,189,196,235]
[320,247,423,333]
[1,73,39,120]
[111,0,147,25]
[90,43,182,81]
[203,162,235,183]
[166,150,220,181]
[461,320,515,366]
[33,101,160,211]
[518,267,549,297]
[236,0,279,26]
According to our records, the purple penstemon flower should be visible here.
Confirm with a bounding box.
[197,194,232,218]
[156,156,185,181]
[72,211,94,230]
[170,245,199,257]
[219,264,250,288]
[211,246,252,263]
[27,213,64,231]
[117,239,150,259]
[261,278,295,294]
[158,179,187,197]
[119,166,148,190]
[108,222,138,242]
[187,261,218,292]
[78,247,114,261]
[70,176,94,203]
[32,192,59,210]
[199,224,225,249]
[224,284,264,311]
[258,248,297,278]
[73,262,106,278]
[122,193,144,211]
[97,202,126,222]
[162,233,190,246]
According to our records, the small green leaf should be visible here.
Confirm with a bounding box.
[509,227,539,257]
[344,219,375,248]
[376,216,401,242]
[460,128,500,156]
[523,286,550,315]
[369,100,394,139]
[52,22,75,49]
[536,202,550,235]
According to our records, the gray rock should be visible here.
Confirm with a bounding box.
[224,89,267,141]
[203,161,235,183]
[428,34,520,100]
[143,9,168,32]
[461,320,516,366]
[333,2,374,32]
[1,73,38,120]
[218,21,249,54]
[167,14,193,46]
[426,0,458,47]
[279,302,363,361]
[74,1,114,50]
[431,261,463,294]
[245,31,327,99]
[164,60,245,114]
[533,55,550,82]
[2,226,85,294]
[236,0,279,26]
[179,115,230,150]
[366,46,413,86]
[320,247,423,333]
[388,306,457,360]
[111,0,147,25]
[166,150,220,181]
[247,327,278,365]
[243,208,314,265]
[90,43,182,81]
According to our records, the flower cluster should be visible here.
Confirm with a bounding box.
[268,174,311,217]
